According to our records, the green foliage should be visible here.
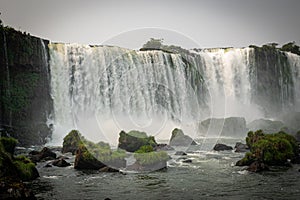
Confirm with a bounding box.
[135,145,154,153]
[281,41,300,56]
[240,130,298,166]
[13,155,38,181]
[0,137,17,155]
[118,130,157,152]
[134,151,169,166]
[142,38,163,49]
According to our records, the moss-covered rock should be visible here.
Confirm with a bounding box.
[118,130,157,152]
[13,155,39,181]
[62,130,83,154]
[130,145,170,171]
[0,137,18,155]
[169,128,197,146]
[237,130,299,171]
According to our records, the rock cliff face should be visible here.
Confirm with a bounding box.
[0,26,53,146]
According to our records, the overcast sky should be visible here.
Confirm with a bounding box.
[1,0,300,49]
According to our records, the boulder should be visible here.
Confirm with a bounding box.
[213,143,233,151]
[247,118,285,134]
[74,145,106,170]
[175,151,187,156]
[236,130,299,172]
[234,142,249,153]
[29,147,56,162]
[52,158,71,167]
[62,130,83,154]
[169,128,197,146]
[182,159,192,163]
[0,137,39,199]
[118,130,157,152]
[247,161,269,172]
[199,117,247,138]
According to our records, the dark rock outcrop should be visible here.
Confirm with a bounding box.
[213,143,233,151]
[74,145,106,170]
[175,151,187,156]
[234,142,249,153]
[0,26,53,146]
[169,128,197,146]
[29,147,56,162]
[52,158,71,167]
[62,130,82,154]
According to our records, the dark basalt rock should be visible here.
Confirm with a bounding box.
[182,159,192,163]
[213,143,233,151]
[247,161,269,172]
[52,158,71,167]
[29,147,56,162]
[62,130,82,155]
[154,143,174,151]
[234,142,249,153]
[74,145,106,170]
[169,128,197,146]
[175,151,187,156]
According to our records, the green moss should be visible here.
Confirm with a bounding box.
[0,137,17,155]
[134,151,169,166]
[135,145,154,153]
[239,130,298,166]
[13,157,38,181]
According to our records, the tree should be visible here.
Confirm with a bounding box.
[281,41,300,56]
[142,38,164,49]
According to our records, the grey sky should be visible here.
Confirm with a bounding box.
[1,0,300,49]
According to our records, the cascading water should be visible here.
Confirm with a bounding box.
[49,44,300,145]
[2,29,12,127]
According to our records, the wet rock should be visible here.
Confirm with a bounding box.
[234,142,249,152]
[29,147,56,162]
[247,161,269,172]
[62,130,83,155]
[182,159,192,163]
[169,128,197,146]
[74,145,106,170]
[118,130,157,152]
[99,166,119,172]
[213,143,233,151]
[52,158,71,167]
[175,151,187,156]
[153,143,174,151]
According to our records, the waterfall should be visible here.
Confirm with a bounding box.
[49,44,300,144]
[287,52,300,110]
[2,29,12,127]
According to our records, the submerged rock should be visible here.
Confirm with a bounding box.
[175,151,187,156]
[169,128,197,146]
[213,143,233,151]
[118,130,157,152]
